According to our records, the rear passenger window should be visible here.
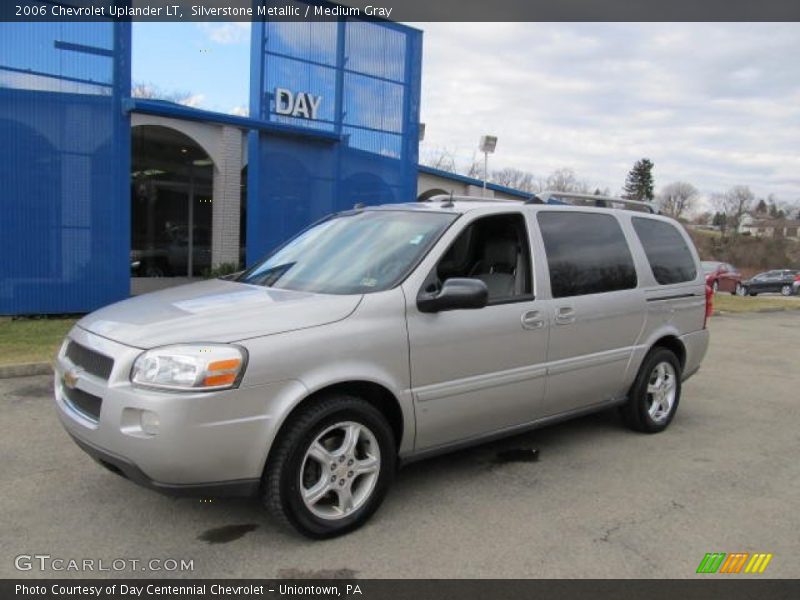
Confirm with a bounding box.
[538,212,637,298]
[632,218,697,285]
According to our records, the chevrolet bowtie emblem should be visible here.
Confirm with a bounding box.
[63,368,82,389]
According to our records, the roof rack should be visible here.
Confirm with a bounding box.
[423,194,524,205]
[528,191,658,214]
[421,191,658,214]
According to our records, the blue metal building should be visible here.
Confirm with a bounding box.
[0,11,423,315]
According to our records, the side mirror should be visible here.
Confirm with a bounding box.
[417,278,489,313]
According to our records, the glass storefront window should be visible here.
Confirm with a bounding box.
[131,125,213,278]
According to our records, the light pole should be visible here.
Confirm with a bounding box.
[479,135,497,196]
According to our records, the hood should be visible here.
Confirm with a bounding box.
[77,279,362,348]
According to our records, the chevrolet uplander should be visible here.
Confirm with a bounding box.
[54,193,710,538]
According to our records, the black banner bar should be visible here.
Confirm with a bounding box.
[2,0,800,22]
[3,579,800,600]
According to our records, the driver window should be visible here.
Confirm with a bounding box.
[432,213,532,302]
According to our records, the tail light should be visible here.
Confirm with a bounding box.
[794,274,800,282]
[704,284,714,329]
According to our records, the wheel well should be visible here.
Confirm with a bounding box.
[286,381,404,449]
[652,335,686,369]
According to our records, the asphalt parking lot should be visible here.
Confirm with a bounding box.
[1,312,799,579]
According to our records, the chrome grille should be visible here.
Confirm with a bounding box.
[65,340,114,380]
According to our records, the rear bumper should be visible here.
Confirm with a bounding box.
[680,329,710,381]
[68,431,260,498]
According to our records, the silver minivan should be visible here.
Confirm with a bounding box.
[54,193,710,538]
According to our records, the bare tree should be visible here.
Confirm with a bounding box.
[713,185,754,236]
[420,146,458,174]
[544,168,589,193]
[491,167,536,192]
[658,181,698,220]
[464,151,483,179]
[132,82,201,107]
[693,211,712,226]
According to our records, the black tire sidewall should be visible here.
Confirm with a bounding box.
[629,348,682,433]
[277,399,396,539]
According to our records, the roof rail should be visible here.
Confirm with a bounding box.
[422,193,526,204]
[420,191,658,214]
[529,191,658,214]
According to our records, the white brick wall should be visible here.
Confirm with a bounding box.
[211,126,243,267]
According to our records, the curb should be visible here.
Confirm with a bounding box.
[0,362,52,379]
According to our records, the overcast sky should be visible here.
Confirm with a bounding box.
[416,23,800,205]
[134,22,800,207]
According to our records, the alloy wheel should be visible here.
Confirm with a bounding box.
[299,421,381,521]
[646,362,677,423]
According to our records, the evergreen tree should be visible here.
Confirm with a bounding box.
[623,158,655,201]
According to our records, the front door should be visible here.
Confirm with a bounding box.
[404,212,548,451]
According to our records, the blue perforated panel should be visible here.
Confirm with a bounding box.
[0,20,131,314]
[247,12,422,262]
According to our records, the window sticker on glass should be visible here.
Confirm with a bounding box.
[409,234,424,245]
[360,277,378,288]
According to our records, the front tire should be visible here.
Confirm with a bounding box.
[711,280,719,294]
[622,347,682,433]
[262,395,396,539]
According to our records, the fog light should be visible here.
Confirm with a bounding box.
[140,410,160,435]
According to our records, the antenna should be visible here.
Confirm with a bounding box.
[441,190,454,208]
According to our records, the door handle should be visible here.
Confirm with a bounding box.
[521,310,544,330]
[555,306,576,325]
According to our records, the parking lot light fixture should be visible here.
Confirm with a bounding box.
[479,135,498,196]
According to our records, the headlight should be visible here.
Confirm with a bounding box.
[131,344,247,391]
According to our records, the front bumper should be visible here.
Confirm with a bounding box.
[67,430,260,497]
[54,326,306,496]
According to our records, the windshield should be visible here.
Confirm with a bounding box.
[238,210,456,294]
[701,261,720,273]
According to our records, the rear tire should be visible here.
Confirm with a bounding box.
[781,285,792,296]
[262,394,396,539]
[733,283,743,296]
[622,347,682,433]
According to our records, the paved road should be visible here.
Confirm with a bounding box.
[1,312,799,579]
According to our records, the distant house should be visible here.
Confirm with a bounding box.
[739,215,800,239]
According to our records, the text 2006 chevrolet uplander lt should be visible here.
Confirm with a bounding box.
[54,193,710,538]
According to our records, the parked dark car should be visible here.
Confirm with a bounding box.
[741,270,799,296]
[701,261,743,295]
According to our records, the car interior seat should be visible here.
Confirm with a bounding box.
[470,236,519,298]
